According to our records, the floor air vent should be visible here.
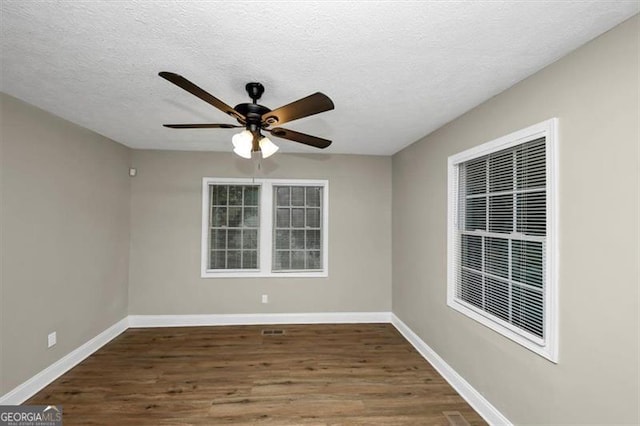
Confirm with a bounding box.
[261,329,285,335]
[443,411,471,426]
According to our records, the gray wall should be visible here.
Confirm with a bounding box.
[392,15,639,425]
[0,94,131,394]
[128,150,392,315]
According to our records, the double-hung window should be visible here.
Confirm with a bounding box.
[202,178,328,278]
[209,185,260,270]
[273,186,324,271]
[447,118,558,362]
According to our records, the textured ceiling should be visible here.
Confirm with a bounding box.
[1,1,638,155]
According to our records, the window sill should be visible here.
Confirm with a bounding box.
[201,270,329,279]
[447,298,557,363]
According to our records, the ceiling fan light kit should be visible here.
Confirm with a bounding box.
[159,72,334,159]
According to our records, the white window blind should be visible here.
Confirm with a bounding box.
[457,138,546,338]
[447,118,558,362]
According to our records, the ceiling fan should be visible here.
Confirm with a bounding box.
[159,72,335,158]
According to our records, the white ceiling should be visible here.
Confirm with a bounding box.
[1,1,638,155]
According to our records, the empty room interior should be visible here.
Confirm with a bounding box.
[1,2,639,425]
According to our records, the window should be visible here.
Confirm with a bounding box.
[447,118,558,362]
[209,185,260,270]
[202,178,328,278]
[273,186,323,271]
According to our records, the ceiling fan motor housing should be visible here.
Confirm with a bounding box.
[234,102,272,128]
[245,82,265,101]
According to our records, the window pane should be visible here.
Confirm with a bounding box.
[517,192,546,236]
[226,250,241,269]
[464,158,486,195]
[275,230,290,249]
[517,138,546,190]
[306,187,321,207]
[291,208,305,228]
[243,207,259,227]
[291,251,305,269]
[459,269,483,309]
[210,250,226,269]
[212,206,227,227]
[274,251,290,269]
[486,277,509,322]
[242,250,257,269]
[291,187,305,206]
[276,187,290,206]
[243,229,258,250]
[244,186,259,206]
[489,151,513,192]
[291,230,305,249]
[461,234,482,271]
[486,237,508,278]
[512,240,544,288]
[227,207,242,227]
[512,285,544,338]
[276,208,290,227]
[227,229,241,249]
[307,251,321,269]
[488,194,513,234]
[211,229,226,250]
[228,186,243,205]
[465,197,486,231]
[306,230,321,250]
[306,208,320,228]
[212,186,228,205]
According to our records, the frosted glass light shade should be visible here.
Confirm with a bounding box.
[259,136,279,158]
[233,146,252,159]
[232,130,253,158]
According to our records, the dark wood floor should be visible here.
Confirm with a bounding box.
[27,323,486,425]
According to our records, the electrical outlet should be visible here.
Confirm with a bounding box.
[47,332,56,348]
[261,294,269,304]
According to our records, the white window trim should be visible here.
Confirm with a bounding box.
[447,118,559,363]
[201,177,329,278]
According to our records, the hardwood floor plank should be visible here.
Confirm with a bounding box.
[26,324,486,425]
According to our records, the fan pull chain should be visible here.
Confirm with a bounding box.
[254,156,262,176]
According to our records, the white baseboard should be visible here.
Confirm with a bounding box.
[128,311,392,327]
[0,317,129,405]
[390,313,511,426]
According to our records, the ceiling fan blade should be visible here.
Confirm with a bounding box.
[163,123,242,129]
[262,92,334,126]
[268,127,332,149]
[159,72,245,121]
